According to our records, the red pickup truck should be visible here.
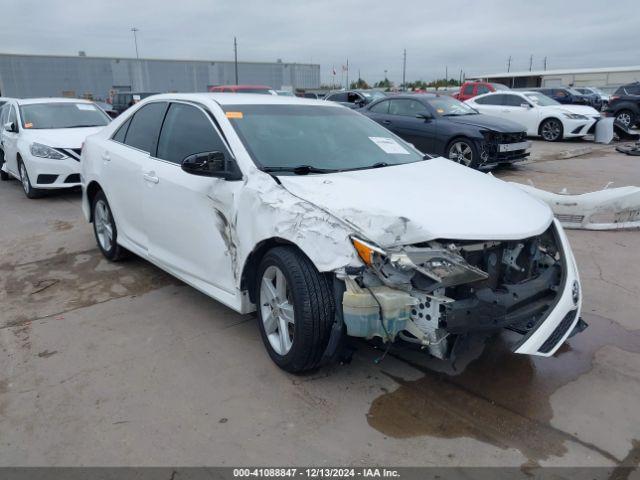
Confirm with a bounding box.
[453,81,510,101]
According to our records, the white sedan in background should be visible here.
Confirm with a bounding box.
[465,91,601,142]
[80,93,584,373]
[0,98,111,197]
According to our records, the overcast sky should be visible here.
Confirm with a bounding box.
[2,0,639,85]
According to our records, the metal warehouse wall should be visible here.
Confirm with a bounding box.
[0,54,320,99]
[541,71,640,93]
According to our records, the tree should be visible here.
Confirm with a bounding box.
[350,78,370,89]
[374,78,392,89]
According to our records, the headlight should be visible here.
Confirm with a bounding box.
[351,237,386,266]
[562,113,587,120]
[30,143,66,160]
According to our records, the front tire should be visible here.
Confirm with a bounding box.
[18,159,42,198]
[540,118,564,142]
[92,191,127,261]
[447,138,479,168]
[256,246,335,373]
[615,109,636,129]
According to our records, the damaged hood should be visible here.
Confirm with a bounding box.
[277,158,553,247]
[444,114,525,132]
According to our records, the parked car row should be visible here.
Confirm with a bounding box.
[1,92,585,373]
[0,98,111,196]
[465,91,601,142]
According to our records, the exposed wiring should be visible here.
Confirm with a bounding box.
[365,286,392,364]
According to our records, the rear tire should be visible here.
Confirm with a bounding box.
[539,118,564,142]
[18,159,42,198]
[255,246,335,373]
[92,190,127,261]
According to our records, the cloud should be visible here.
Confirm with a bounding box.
[2,0,639,85]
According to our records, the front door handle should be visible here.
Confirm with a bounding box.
[382,120,392,125]
[143,172,159,184]
[101,151,111,161]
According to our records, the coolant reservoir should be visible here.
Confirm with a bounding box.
[342,280,416,341]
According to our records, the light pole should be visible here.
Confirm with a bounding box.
[131,27,140,59]
[234,37,239,85]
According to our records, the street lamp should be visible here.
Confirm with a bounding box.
[131,27,140,60]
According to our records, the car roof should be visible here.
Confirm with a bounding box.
[140,92,339,107]
[16,97,95,105]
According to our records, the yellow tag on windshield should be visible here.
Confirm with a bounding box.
[24,122,33,128]
[226,111,243,119]
[436,108,444,114]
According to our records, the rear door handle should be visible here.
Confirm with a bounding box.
[143,172,159,184]
[101,152,111,161]
[382,120,392,125]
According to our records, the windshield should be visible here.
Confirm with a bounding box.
[524,92,560,106]
[425,96,477,116]
[566,88,584,96]
[223,105,425,174]
[361,91,387,100]
[20,103,110,129]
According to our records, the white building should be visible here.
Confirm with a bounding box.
[468,66,640,93]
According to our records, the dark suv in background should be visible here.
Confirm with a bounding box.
[604,82,640,128]
[112,92,159,114]
[532,87,597,108]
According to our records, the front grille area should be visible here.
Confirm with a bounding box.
[496,132,527,144]
[538,310,577,353]
[53,148,82,161]
[64,174,81,183]
[555,213,585,224]
[36,174,58,184]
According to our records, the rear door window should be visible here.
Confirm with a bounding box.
[156,103,228,164]
[503,95,529,107]
[327,92,348,102]
[123,102,168,154]
[388,99,426,116]
[463,84,474,95]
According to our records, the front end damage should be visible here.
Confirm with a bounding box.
[337,220,584,359]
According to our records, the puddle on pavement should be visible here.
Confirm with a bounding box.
[367,312,640,464]
[0,249,177,327]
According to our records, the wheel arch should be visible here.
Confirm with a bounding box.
[240,237,313,303]
[538,116,564,136]
[85,180,104,222]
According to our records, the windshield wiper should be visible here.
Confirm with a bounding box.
[262,165,339,175]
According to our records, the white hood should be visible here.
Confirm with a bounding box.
[278,158,553,247]
[22,127,105,148]
[550,105,600,117]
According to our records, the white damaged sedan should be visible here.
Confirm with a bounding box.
[81,93,584,372]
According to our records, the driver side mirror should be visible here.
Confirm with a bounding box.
[3,122,17,133]
[181,151,242,181]
[416,112,433,120]
[520,103,532,109]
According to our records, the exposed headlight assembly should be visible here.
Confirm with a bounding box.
[350,237,488,288]
[562,113,588,120]
[30,143,66,160]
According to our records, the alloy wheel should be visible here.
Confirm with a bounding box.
[617,111,632,127]
[541,120,562,141]
[448,141,473,166]
[260,265,295,355]
[94,199,114,252]
[19,163,30,194]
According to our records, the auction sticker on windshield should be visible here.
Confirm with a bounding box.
[76,104,96,111]
[368,137,410,154]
